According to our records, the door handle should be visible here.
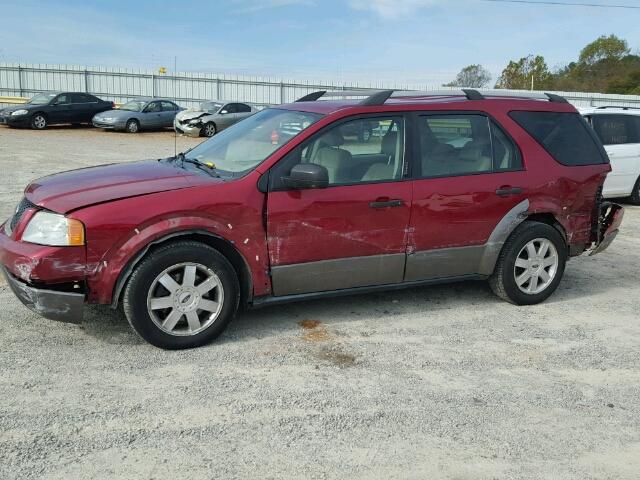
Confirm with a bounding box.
[369,199,404,208]
[495,187,524,197]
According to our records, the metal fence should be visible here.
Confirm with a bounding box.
[2,62,640,110]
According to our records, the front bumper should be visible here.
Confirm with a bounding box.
[2,266,84,323]
[0,113,30,127]
[174,119,202,137]
[589,202,624,256]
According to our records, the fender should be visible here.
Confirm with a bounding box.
[83,214,269,305]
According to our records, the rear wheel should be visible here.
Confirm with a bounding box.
[30,113,47,130]
[123,241,239,349]
[202,122,217,137]
[125,119,140,133]
[489,222,566,305]
[629,176,640,205]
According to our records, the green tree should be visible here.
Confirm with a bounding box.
[495,55,552,90]
[444,64,492,88]
[579,35,630,66]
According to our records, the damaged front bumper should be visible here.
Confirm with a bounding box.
[1,266,84,323]
[589,202,624,256]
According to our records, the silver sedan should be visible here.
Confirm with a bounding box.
[174,101,257,137]
[93,99,183,133]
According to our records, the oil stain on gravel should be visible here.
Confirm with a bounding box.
[298,320,357,367]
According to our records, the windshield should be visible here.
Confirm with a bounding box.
[200,101,223,113]
[119,100,147,112]
[185,108,322,174]
[28,93,57,105]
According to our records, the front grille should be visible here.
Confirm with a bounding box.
[9,197,37,231]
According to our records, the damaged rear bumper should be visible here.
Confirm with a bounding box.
[589,202,624,256]
[1,266,84,323]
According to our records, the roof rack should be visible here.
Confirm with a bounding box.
[595,105,640,111]
[294,88,569,106]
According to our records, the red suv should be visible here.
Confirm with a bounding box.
[0,89,624,349]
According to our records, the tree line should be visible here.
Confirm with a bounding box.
[444,35,640,94]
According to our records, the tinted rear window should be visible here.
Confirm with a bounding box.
[509,111,608,166]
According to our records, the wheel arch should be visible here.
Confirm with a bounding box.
[111,229,253,310]
[478,200,567,276]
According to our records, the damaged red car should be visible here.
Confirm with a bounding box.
[0,89,624,349]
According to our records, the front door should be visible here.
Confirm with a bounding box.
[590,114,640,196]
[266,115,412,296]
[406,112,528,281]
[143,101,163,128]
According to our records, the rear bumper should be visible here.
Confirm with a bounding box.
[589,203,624,256]
[2,266,84,323]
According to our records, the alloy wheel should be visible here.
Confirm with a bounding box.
[513,238,559,295]
[146,262,224,336]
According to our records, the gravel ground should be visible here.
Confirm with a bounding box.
[0,126,639,480]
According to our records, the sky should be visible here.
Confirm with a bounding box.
[0,0,639,87]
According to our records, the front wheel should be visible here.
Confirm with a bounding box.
[30,113,47,130]
[125,119,140,133]
[202,122,217,137]
[489,222,567,305]
[123,241,239,349]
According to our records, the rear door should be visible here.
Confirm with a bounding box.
[406,112,527,281]
[234,103,254,122]
[266,114,412,296]
[589,113,640,196]
[71,93,97,122]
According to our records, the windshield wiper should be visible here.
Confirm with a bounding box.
[174,152,221,178]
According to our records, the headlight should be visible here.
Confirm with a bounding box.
[11,109,28,116]
[22,211,85,246]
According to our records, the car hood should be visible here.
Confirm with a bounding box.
[176,110,214,121]
[24,160,217,214]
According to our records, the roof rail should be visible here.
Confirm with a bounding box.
[595,105,640,111]
[294,88,569,106]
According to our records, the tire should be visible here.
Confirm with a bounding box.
[629,176,640,205]
[489,221,567,305]
[125,119,140,133]
[123,241,240,349]
[30,113,47,130]
[202,122,217,137]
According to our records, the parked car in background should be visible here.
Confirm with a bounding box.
[93,98,183,133]
[174,101,256,137]
[0,92,114,130]
[0,89,623,349]
[582,106,640,203]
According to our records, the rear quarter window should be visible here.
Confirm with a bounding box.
[509,111,608,166]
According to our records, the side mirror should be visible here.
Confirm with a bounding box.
[220,110,228,114]
[282,163,329,190]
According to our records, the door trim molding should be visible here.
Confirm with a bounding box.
[271,253,405,296]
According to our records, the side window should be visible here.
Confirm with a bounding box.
[491,121,522,171]
[161,101,177,111]
[145,102,161,113]
[270,116,405,189]
[236,103,252,113]
[510,111,607,166]
[224,104,238,114]
[591,114,640,145]
[419,115,493,177]
[54,94,70,105]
